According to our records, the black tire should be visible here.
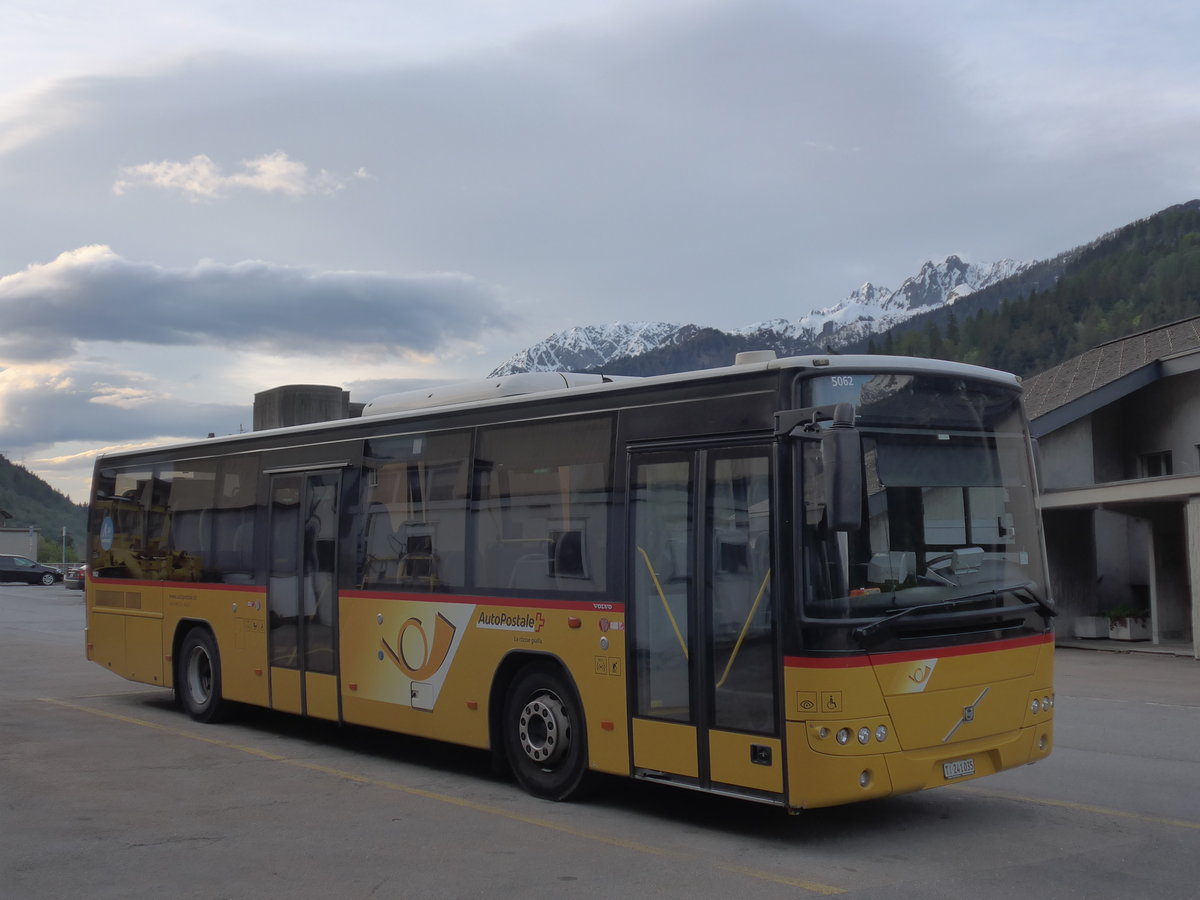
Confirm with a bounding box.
[502,662,589,801]
[40,572,55,586]
[176,627,228,723]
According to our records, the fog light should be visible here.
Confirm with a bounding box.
[875,725,888,743]
[1039,734,1048,751]
[859,770,872,788]
[836,728,851,745]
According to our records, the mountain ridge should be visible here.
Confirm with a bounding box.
[490,200,1200,379]
[490,255,1031,377]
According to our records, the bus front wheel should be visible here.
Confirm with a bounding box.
[177,626,228,724]
[502,663,589,801]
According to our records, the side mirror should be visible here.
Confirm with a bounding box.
[822,402,862,532]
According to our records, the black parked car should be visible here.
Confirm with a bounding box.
[0,554,63,585]
[65,563,88,590]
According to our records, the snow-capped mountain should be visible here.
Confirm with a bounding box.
[489,321,700,377]
[489,255,1029,376]
[738,255,1028,347]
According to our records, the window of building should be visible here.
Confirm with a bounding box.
[1139,451,1173,478]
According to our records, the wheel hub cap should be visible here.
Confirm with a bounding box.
[188,649,212,705]
[518,693,569,766]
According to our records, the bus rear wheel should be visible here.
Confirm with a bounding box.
[502,663,589,801]
[177,626,228,723]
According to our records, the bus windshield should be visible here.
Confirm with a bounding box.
[797,372,1051,647]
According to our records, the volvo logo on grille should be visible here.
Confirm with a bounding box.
[944,687,989,742]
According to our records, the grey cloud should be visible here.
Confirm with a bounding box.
[0,246,517,362]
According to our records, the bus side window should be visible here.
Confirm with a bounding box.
[162,460,216,582]
[213,457,258,584]
[473,416,613,594]
[360,431,471,591]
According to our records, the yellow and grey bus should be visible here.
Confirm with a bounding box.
[85,352,1055,810]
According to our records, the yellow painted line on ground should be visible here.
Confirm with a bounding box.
[40,697,846,894]
[718,864,846,895]
[41,697,288,761]
[950,784,1200,831]
[270,756,665,854]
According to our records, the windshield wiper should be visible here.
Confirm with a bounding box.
[1008,583,1057,618]
[851,582,1055,646]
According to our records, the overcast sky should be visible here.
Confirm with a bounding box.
[2,0,1198,504]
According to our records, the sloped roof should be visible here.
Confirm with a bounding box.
[1022,315,1200,433]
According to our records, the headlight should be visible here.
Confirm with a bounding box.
[857,727,871,745]
[836,728,851,745]
[875,725,888,743]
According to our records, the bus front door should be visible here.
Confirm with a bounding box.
[267,470,341,721]
[628,446,783,799]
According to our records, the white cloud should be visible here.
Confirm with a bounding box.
[113,151,365,200]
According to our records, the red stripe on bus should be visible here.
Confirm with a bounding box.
[341,589,624,614]
[86,578,623,613]
[88,577,263,593]
[784,632,1053,669]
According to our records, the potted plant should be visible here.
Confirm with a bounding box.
[1072,614,1110,639]
[1105,605,1151,641]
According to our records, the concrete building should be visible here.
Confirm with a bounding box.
[0,510,39,558]
[1023,315,1200,658]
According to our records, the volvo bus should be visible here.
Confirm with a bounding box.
[85,352,1055,810]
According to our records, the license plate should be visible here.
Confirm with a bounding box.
[943,757,975,780]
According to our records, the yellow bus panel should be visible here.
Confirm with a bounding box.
[87,610,126,675]
[708,730,782,794]
[271,667,303,715]
[125,615,165,686]
[632,718,698,777]
[305,672,340,721]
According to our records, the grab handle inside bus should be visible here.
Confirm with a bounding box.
[637,546,689,660]
[715,568,770,689]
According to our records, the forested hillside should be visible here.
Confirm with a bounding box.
[862,200,1200,375]
[0,454,87,561]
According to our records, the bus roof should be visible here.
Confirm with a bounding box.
[94,353,1021,463]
